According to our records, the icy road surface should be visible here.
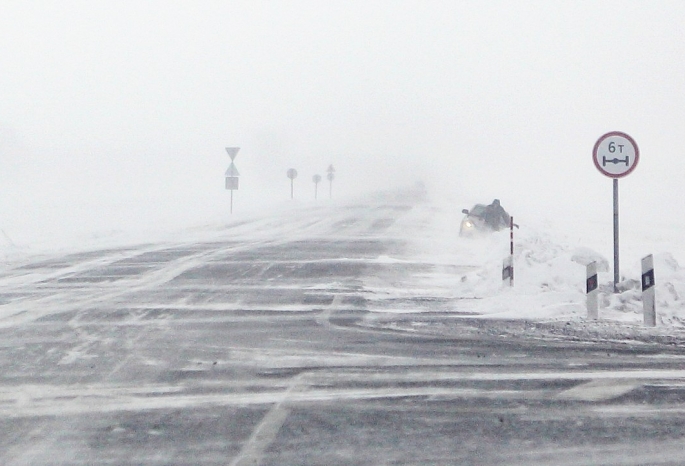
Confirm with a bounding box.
[2,190,685,465]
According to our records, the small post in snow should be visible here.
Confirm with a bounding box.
[502,256,513,287]
[502,216,514,287]
[641,254,656,327]
[503,219,514,287]
[586,261,599,319]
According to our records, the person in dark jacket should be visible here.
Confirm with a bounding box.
[483,199,510,230]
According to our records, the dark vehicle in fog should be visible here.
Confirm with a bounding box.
[460,200,513,237]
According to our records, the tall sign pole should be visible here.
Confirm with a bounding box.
[312,174,322,200]
[287,169,298,199]
[225,147,240,214]
[613,178,619,289]
[326,165,335,199]
[592,131,639,293]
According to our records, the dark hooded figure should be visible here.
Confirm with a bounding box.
[484,199,510,230]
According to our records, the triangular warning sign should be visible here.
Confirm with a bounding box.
[225,162,240,177]
[225,147,240,160]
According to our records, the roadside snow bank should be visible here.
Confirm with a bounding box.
[454,226,685,327]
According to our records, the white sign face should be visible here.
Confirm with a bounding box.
[225,162,240,177]
[593,132,639,178]
[225,147,240,161]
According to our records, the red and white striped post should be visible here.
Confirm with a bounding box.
[509,216,514,286]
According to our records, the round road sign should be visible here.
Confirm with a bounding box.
[593,131,639,178]
[287,168,298,180]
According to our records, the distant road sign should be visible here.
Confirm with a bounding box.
[224,147,241,214]
[225,177,239,190]
[225,162,240,177]
[225,147,240,160]
[287,169,298,199]
[593,132,639,178]
[326,165,335,198]
[312,174,322,199]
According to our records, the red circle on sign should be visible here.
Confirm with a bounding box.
[592,131,640,178]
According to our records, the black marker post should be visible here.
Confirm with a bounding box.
[642,254,656,326]
[586,261,599,319]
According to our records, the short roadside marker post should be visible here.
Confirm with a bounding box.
[502,256,513,287]
[510,217,514,258]
[502,216,515,287]
[586,261,599,319]
[642,254,656,327]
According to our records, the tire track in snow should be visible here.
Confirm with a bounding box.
[3,368,685,419]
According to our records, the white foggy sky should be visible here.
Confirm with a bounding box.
[1,1,685,244]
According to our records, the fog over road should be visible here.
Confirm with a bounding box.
[2,189,685,465]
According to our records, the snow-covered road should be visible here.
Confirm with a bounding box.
[2,188,685,465]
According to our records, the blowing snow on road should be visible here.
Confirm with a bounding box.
[0,188,685,464]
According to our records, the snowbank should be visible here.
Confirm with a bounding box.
[401,188,685,328]
[450,224,685,327]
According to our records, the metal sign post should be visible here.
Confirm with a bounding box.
[224,147,240,214]
[313,174,322,199]
[592,132,640,293]
[326,165,335,199]
[613,178,619,291]
[287,169,298,199]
